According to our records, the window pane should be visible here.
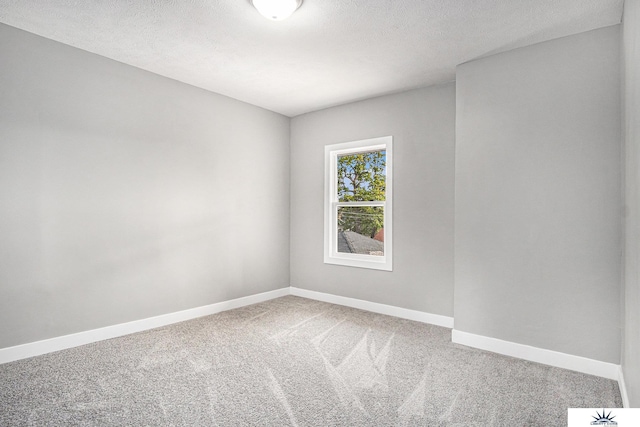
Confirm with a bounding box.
[337,206,384,256]
[337,150,386,202]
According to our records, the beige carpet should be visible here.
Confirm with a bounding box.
[0,295,622,425]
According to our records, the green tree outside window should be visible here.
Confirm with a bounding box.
[337,150,386,238]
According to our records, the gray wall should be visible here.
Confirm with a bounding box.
[0,23,290,349]
[454,26,622,363]
[623,0,640,407]
[290,84,456,315]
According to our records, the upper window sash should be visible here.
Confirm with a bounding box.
[328,143,387,204]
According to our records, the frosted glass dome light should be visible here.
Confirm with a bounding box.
[251,0,303,21]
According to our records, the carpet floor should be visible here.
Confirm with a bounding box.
[0,295,622,426]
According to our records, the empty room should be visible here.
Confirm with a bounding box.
[1,0,639,425]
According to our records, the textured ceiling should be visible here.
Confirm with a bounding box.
[0,0,624,117]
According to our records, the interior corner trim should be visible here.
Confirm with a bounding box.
[618,366,630,408]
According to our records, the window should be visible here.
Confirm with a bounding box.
[324,136,392,271]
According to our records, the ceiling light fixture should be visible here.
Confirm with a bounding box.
[251,0,303,21]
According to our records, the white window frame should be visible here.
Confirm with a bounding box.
[324,136,393,271]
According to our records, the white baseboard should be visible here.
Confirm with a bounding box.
[1,284,627,398]
[452,329,620,380]
[619,366,630,408]
[0,287,290,365]
[290,287,454,328]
